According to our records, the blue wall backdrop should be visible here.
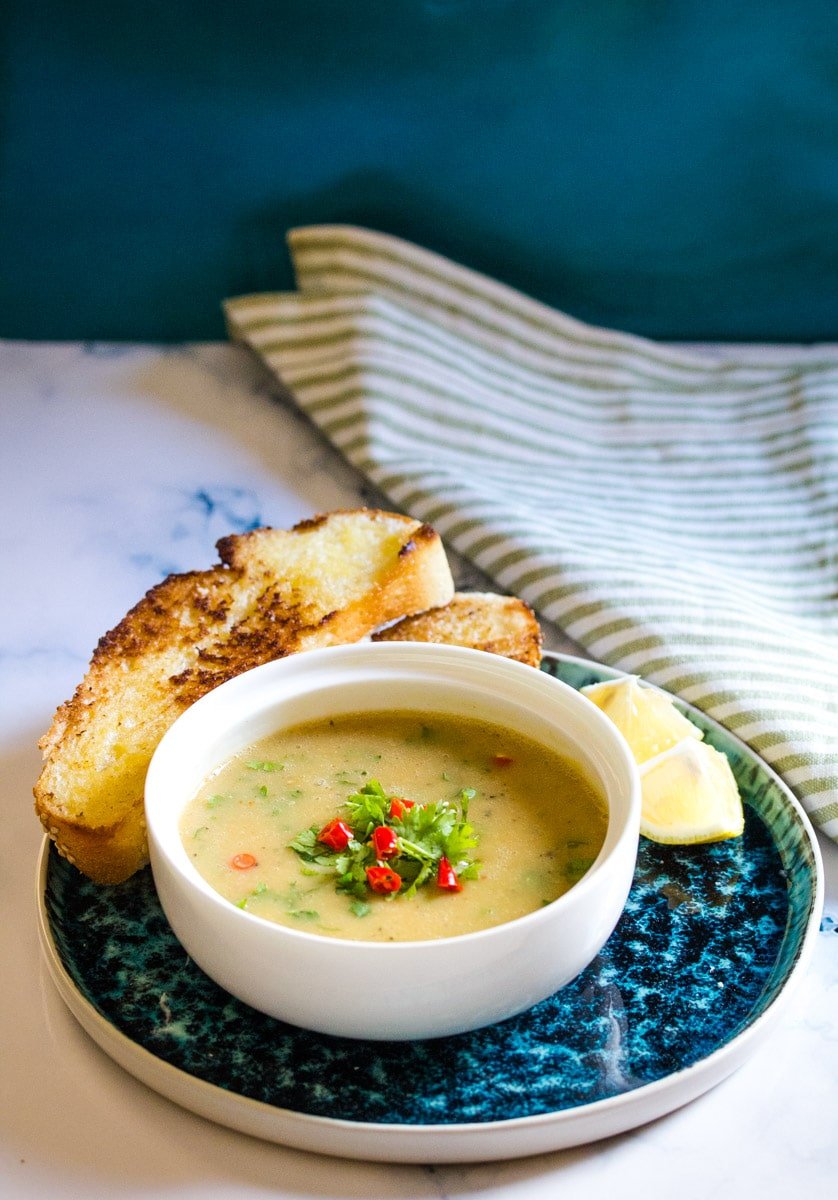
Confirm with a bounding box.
[2,0,838,341]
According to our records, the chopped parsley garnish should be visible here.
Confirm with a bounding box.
[236,880,268,908]
[237,879,323,924]
[289,779,481,906]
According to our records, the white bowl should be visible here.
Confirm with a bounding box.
[145,642,641,1041]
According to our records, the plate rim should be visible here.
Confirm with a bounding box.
[36,651,825,1163]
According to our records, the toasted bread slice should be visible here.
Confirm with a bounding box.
[373,592,542,667]
[35,510,454,883]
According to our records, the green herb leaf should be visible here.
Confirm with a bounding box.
[401,860,433,899]
[566,856,595,880]
[458,786,476,819]
[458,862,481,881]
[343,779,389,835]
[288,826,319,860]
[236,881,268,909]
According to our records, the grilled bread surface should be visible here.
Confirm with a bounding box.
[373,592,543,667]
[34,510,454,883]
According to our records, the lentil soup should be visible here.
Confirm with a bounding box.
[180,711,608,942]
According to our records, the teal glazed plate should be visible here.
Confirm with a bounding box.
[37,653,823,1163]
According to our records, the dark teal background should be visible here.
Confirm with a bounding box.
[3,1,838,341]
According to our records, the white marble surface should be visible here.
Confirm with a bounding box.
[2,340,836,1199]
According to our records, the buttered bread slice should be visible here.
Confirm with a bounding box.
[373,592,543,667]
[34,509,454,884]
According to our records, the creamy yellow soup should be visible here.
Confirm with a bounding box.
[180,711,608,942]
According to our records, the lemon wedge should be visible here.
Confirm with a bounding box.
[638,738,745,844]
[582,676,702,764]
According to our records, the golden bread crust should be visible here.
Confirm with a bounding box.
[373,592,543,667]
[34,509,454,883]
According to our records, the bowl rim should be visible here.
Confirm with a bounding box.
[145,641,642,950]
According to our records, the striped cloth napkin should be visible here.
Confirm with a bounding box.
[226,225,838,844]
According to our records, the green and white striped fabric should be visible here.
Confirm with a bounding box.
[226,225,838,843]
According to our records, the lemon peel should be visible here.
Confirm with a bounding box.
[581,676,702,764]
[638,738,745,844]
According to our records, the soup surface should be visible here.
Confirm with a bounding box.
[181,711,608,942]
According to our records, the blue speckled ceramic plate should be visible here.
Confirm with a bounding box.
[37,653,823,1163]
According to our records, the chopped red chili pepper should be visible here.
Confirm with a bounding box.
[371,824,399,859]
[436,856,462,892]
[230,853,257,870]
[366,865,402,894]
[492,754,514,767]
[317,818,353,852]
[389,796,415,820]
